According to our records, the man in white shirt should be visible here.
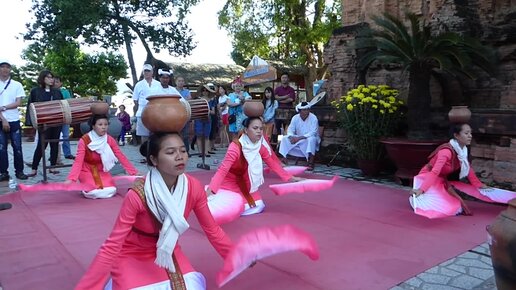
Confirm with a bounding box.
[0,59,28,180]
[132,63,161,146]
[278,102,320,170]
[152,69,180,95]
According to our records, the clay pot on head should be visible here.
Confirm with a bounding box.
[487,198,516,290]
[90,102,109,115]
[243,100,264,117]
[141,94,189,132]
[448,106,471,124]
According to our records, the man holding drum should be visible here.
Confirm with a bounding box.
[0,59,28,180]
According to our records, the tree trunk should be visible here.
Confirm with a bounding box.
[122,24,138,85]
[113,1,137,85]
[407,64,433,139]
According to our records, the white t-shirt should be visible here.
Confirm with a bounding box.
[132,79,161,117]
[150,86,181,96]
[0,78,25,122]
[219,94,229,115]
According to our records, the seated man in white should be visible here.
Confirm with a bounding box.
[278,101,320,170]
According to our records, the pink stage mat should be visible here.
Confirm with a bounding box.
[0,171,502,290]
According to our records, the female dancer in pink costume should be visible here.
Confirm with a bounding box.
[75,132,233,289]
[206,116,303,216]
[66,114,138,199]
[410,123,516,218]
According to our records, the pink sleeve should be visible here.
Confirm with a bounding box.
[108,136,138,175]
[75,191,142,290]
[262,147,292,182]
[419,149,452,192]
[190,177,233,259]
[209,143,240,193]
[68,138,86,182]
[467,167,483,188]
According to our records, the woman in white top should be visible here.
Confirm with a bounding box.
[217,85,230,147]
[261,87,278,140]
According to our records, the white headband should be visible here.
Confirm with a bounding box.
[295,102,311,112]
[158,69,172,76]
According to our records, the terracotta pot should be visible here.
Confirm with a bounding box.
[243,100,264,117]
[90,102,109,115]
[448,106,471,124]
[487,198,516,290]
[357,159,383,177]
[141,94,188,132]
[381,138,445,185]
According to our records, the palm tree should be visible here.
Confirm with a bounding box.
[355,12,496,139]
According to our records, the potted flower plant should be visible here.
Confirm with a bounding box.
[354,12,496,182]
[332,84,403,176]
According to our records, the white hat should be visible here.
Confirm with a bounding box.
[202,83,216,93]
[0,59,11,66]
[295,101,311,112]
[142,64,153,72]
[158,68,172,76]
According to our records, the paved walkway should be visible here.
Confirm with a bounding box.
[0,137,498,290]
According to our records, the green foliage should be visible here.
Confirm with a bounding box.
[25,0,199,84]
[355,12,496,138]
[19,42,128,97]
[331,85,403,160]
[218,0,341,67]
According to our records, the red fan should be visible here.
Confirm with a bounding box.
[269,176,339,196]
[207,189,245,224]
[216,224,319,287]
[264,165,308,176]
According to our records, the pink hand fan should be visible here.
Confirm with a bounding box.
[216,224,319,287]
[269,176,339,196]
[264,165,308,175]
[18,182,94,192]
[207,189,245,225]
[112,175,142,184]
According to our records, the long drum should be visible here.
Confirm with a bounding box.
[184,98,210,120]
[29,98,95,128]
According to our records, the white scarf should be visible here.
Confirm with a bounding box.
[449,139,470,179]
[87,131,118,172]
[239,134,272,193]
[144,168,189,272]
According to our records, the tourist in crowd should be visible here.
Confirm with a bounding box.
[193,84,216,157]
[175,75,192,155]
[116,105,131,146]
[53,76,75,161]
[27,70,63,177]
[217,85,230,147]
[208,83,219,152]
[0,59,28,180]
[262,86,278,140]
[132,63,161,162]
[227,77,251,140]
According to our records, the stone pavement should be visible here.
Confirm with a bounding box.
[0,138,498,290]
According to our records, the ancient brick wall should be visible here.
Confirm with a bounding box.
[326,0,516,189]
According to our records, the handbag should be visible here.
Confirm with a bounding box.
[228,114,236,124]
